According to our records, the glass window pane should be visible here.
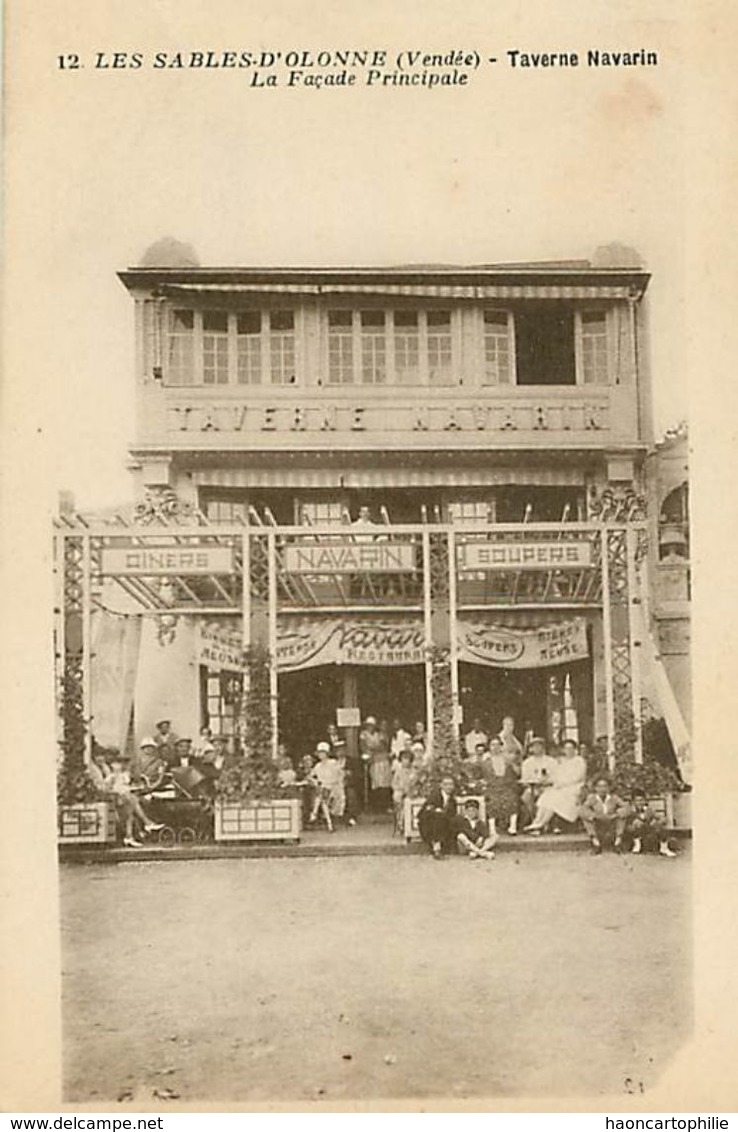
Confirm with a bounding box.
[328,310,354,384]
[237,312,260,334]
[360,310,386,384]
[483,310,511,385]
[581,312,608,385]
[394,311,419,384]
[270,311,295,384]
[203,310,229,385]
[237,312,262,385]
[427,310,453,386]
[271,311,294,332]
[168,309,195,385]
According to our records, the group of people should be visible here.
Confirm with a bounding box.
[88,719,235,847]
[89,713,677,859]
[412,715,677,860]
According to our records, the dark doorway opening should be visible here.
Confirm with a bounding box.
[355,664,426,734]
[515,307,576,386]
[278,665,341,760]
[458,658,593,747]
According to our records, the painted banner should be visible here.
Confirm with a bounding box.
[278,620,426,670]
[458,540,593,571]
[457,618,589,668]
[196,617,588,672]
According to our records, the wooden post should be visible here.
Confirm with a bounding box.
[267,529,279,761]
[239,529,252,752]
[342,669,359,762]
[81,532,93,765]
[627,526,644,764]
[241,530,251,651]
[600,527,615,772]
[422,529,434,751]
[448,527,461,740]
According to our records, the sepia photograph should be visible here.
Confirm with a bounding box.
[3,0,736,1117]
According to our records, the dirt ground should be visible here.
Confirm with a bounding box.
[60,849,691,1105]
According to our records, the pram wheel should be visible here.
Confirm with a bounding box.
[158,826,177,847]
[178,826,197,845]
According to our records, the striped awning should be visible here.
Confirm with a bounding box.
[164,282,632,301]
[192,466,585,489]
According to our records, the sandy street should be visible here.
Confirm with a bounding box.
[61,850,690,1104]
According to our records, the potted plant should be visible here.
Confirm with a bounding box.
[57,670,117,844]
[214,643,301,843]
[403,646,487,841]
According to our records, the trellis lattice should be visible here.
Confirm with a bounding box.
[428,531,451,604]
[604,527,640,761]
[249,533,271,603]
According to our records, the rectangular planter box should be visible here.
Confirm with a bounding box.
[214,798,301,843]
[58,802,117,845]
[660,791,692,830]
[403,794,487,843]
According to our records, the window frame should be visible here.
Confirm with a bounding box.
[163,305,299,387]
[481,309,515,386]
[320,306,460,387]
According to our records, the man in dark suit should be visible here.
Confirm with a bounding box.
[417,774,458,858]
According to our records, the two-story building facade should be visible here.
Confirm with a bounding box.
[112,256,653,762]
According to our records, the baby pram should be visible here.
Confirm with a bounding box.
[144,765,214,845]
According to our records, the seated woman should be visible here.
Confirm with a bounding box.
[482,736,521,836]
[523,739,586,835]
[417,774,458,859]
[455,798,497,860]
[89,747,163,848]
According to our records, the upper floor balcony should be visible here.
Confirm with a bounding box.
[122,263,652,455]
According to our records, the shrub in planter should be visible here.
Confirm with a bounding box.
[214,643,300,841]
[57,667,97,807]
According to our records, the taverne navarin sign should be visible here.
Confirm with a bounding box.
[166,399,610,435]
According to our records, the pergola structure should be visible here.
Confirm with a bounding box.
[54,511,648,765]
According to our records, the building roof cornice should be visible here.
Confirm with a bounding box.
[118,262,650,298]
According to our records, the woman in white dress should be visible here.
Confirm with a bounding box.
[523,739,586,834]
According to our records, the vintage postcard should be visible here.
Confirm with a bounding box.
[1,0,737,1116]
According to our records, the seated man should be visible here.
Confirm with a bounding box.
[579,776,630,854]
[417,774,458,859]
[455,799,497,860]
[626,792,677,857]
[133,737,169,792]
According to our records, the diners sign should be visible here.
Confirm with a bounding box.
[101,546,234,576]
[458,540,592,571]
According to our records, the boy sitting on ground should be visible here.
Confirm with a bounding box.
[626,792,677,857]
[579,776,630,854]
[455,799,498,860]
